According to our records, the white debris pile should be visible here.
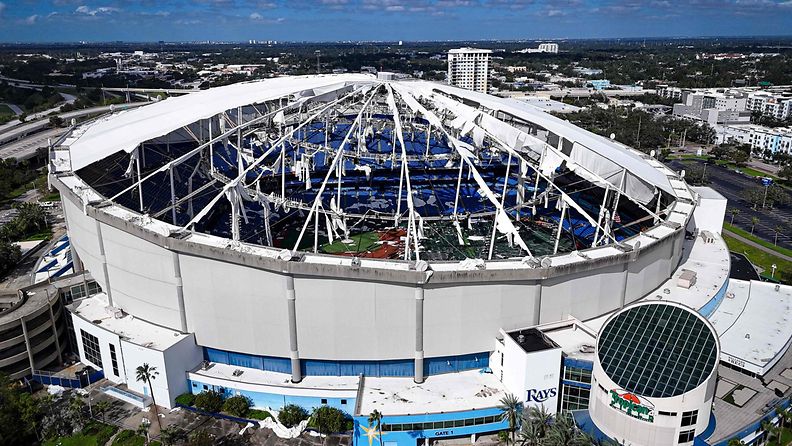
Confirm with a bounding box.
[258,417,308,439]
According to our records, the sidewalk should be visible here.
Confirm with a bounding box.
[723,229,792,262]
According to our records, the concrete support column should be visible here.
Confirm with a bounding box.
[533,283,543,325]
[47,294,63,365]
[71,247,84,273]
[414,286,425,384]
[172,252,188,333]
[471,433,477,443]
[286,275,302,383]
[20,318,36,375]
[95,220,114,307]
[619,263,629,308]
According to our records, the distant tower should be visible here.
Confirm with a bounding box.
[447,48,492,93]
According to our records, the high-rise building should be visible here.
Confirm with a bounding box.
[447,47,491,93]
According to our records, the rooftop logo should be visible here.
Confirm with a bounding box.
[609,390,654,423]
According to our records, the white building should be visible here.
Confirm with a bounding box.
[447,48,491,93]
[718,124,792,154]
[746,91,792,121]
[538,43,559,54]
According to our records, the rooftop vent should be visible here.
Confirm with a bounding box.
[579,344,596,354]
[677,269,697,289]
[232,369,244,377]
[517,334,525,343]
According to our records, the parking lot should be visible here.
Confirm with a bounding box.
[667,159,792,251]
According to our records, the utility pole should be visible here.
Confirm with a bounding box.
[315,50,321,75]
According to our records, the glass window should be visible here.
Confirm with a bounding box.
[598,304,717,398]
[678,429,695,443]
[109,343,119,376]
[80,329,101,367]
[681,411,698,427]
[561,384,590,412]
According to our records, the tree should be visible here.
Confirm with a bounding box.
[729,208,740,225]
[498,393,521,445]
[518,421,542,446]
[222,395,252,417]
[312,406,350,435]
[188,429,214,446]
[726,438,746,446]
[773,226,785,246]
[751,216,760,235]
[761,420,779,445]
[545,412,589,446]
[367,410,383,446]
[278,404,309,428]
[160,426,187,446]
[194,390,224,413]
[49,115,65,128]
[525,405,554,440]
[780,164,792,182]
[95,400,111,423]
[135,363,162,430]
[137,420,151,445]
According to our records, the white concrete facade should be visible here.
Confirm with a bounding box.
[448,48,491,93]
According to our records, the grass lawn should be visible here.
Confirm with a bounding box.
[23,229,53,241]
[724,223,792,258]
[110,429,162,446]
[724,235,792,282]
[322,231,381,254]
[0,104,15,117]
[43,422,117,446]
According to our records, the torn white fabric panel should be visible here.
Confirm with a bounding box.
[67,75,374,171]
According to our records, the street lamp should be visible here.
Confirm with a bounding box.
[772,264,777,278]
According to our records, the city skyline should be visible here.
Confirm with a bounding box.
[0,0,790,43]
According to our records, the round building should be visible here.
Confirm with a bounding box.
[589,301,719,446]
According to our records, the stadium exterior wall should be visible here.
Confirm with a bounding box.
[55,175,686,367]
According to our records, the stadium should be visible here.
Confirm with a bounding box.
[45,74,792,446]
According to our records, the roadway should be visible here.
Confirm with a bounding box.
[667,159,792,251]
[0,128,66,161]
[0,102,150,153]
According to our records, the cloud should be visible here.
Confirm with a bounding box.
[74,5,121,16]
[23,14,39,24]
[0,2,6,17]
[249,11,264,19]
[249,11,284,22]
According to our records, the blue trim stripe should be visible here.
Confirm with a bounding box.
[563,358,594,370]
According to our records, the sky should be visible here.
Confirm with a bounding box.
[0,0,790,43]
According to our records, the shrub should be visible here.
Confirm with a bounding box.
[278,404,309,428]
[248,409,272,420]
[83,422,118,445]
[193,390,224,413]
[310,406,351,434]
[497,430,510,443]
[222,395,252,417]
[175,393,196,407]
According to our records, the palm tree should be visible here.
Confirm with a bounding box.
[750,216,760,235]
[726,438,745,446]
[95,400,111,423]
[545,413,588,446]
[136,363,162,430]
[773,226,784,246]
[729,208,740,225]
[368,410,383,446]
[518,420,542,446]
[137,420,151,445]
[498,393,521,445]
[761,419,779,445]
[525,405,554,439]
